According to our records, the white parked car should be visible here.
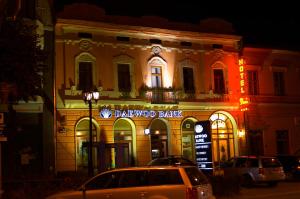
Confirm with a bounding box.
[46,165,215,199]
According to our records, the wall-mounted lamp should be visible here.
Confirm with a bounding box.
[238,129,245,138]
[144,128,150,135]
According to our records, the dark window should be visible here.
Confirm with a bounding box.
[150,39,162,44]
[183,67,195,93]
[116,36,130,42]
[247,70,259,95]
[118,64,131,92]
[78,62,93,91]
[273,72,285,96]
[21,0,36,19]
[184,167,208,185]
[180,41,192,47]
[213,69,225,94]
[235,158,247,168]
[248,130,264,156]
[212,44,223,49]
[276,130,289,154]
[118,171,147,187]
[247,158,259,167]
[85,172,120,190]
[78,32,93,39]
[148,169,183,185]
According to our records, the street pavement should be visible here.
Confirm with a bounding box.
[217,181,300,199]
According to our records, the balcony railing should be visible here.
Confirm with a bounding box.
[141,87,178,104]
[248,95,300,104]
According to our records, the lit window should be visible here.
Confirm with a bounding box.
[151,66,162,88]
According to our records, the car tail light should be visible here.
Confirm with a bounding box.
[259,168,264,175]
[297,166,300,170]
[186,187,198,199]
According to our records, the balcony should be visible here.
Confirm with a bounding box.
[141,87,178,104]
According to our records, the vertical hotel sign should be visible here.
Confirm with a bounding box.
[239,58,249,111]
[194,121,213,171]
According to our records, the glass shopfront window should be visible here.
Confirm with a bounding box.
[210,113,235,164]
[150,119,168,159]
[75,119,98,171]
[181,119,195,161]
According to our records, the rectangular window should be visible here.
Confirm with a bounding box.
[183,67,195,93]
[276,130,289,154]
[247,70,259,95]
[151,66,162,88]
[148,170,183,185]
[213,69,225,94]
[118,64,131,92]
[78,62,93,91]
[273,72,285,96]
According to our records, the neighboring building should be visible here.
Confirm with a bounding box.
[0,0,55,178]
[242,47,300,156]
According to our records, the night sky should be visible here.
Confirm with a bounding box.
[54,0,300,50]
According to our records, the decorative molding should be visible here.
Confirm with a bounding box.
[151,46,162,55]
[79,39,93,51]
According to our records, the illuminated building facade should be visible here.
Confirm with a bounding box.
[54,4,300,173]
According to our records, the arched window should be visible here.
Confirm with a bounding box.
[150,119,169,159]
[114,119,133,168]
[75,119,98,171]
[210,112,235,163]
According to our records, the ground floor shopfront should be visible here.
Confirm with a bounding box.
[55,103,247,173]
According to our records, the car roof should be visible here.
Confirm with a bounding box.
[98,165,196,173]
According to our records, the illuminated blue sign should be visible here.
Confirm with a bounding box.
[99,108,183,119]
[194,120,213,172]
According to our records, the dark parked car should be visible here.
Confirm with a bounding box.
[276,155,300,180]
[220,156,285,187]
[147,156,197,166]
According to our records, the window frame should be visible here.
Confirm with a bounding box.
[75,53,96,91]
[247,70,259,95]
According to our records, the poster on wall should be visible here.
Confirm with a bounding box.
[194,120,213,172]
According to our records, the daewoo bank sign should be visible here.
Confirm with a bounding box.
[99,108,183,119]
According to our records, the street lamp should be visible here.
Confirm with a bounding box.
[83,90,100,176]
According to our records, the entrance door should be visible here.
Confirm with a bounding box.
[75,119,97,172]
[114,119,133,168]
[150,119,168,159]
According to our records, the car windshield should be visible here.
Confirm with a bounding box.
[184,167,208,185]
[261,158,282,168]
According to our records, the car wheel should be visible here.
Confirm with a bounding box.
[241,174,253,187]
